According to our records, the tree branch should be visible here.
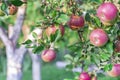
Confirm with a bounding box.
[10,5,27,46]
[0,26,10,46]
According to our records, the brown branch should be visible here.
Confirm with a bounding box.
[10,5,27,46]
[0,26,10,46]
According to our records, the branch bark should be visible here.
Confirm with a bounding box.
[29,49,42,80]
[0,27,10,46]
[10,5,27,46]
[6,45,27,80]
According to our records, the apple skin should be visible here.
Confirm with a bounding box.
[89,29,108,47]
[45,25,65,37]
[9,5,18,15]
[97,2,118,25]
[115,40,120,52]
[68,15,84,30]
[45,25,57,37]
[41,49,56,62]
[107,64,120,77]
[79,72,91,80]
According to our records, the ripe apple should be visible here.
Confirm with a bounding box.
[68,15,84,30]
[45,25,57,37]
[89,29,108,47]
[41,49,56,62]
[107,64,120,77]
[9,5,18,15]
[97,2,118,25]
[45,25,65,37]
[79,72,91,80]
[115,39,120,52]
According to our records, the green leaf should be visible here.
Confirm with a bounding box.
[32,45,44,54]
[85,13,91,22]
[22,39,32,44]
[91,54,100,64]
[10,0,23,6]
[55,29,61,42]
[50,34,56,42]
[65,64,73,70]
[56,14,69,24]
[38,39,45,45]
[73,56,79,63]
[1,3,7,11]
[32,32,38,39]
[49,10,57,18]
[49,30,59,42]
[100,53,110,61]
[94,17,101,27]
[103,64,112,71]
[90,0,103,3]
[64,54,73,61]
[105,42,113,54]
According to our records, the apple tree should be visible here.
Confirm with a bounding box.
[0,0,120,80]
[22,0,120,80]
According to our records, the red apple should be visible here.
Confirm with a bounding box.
[41,49,56,62]
[115,39,120,52]
[89,29,108,47]
[68,15,84,30]
[97,2,118,25]
[107,64,120,77]
[45,25,57,37]
[45,25,65,37]
[79,72,91,80]
[9,4,18,15]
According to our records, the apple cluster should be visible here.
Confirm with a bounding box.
[41,24,65,62]
[39,1,120,79]
[67,2,119,80]
[68,2,118,47]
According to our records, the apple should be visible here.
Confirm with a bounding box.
[45,25,65,37]
[115,39,120,52]
[68,15,84,30]
[79,72,91,80]
[41,49,56,62]
[107,64,120,77]
[9,5,18,15]
[89,29,108,47]
[45,25,57,37]
[97,2,118,25]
